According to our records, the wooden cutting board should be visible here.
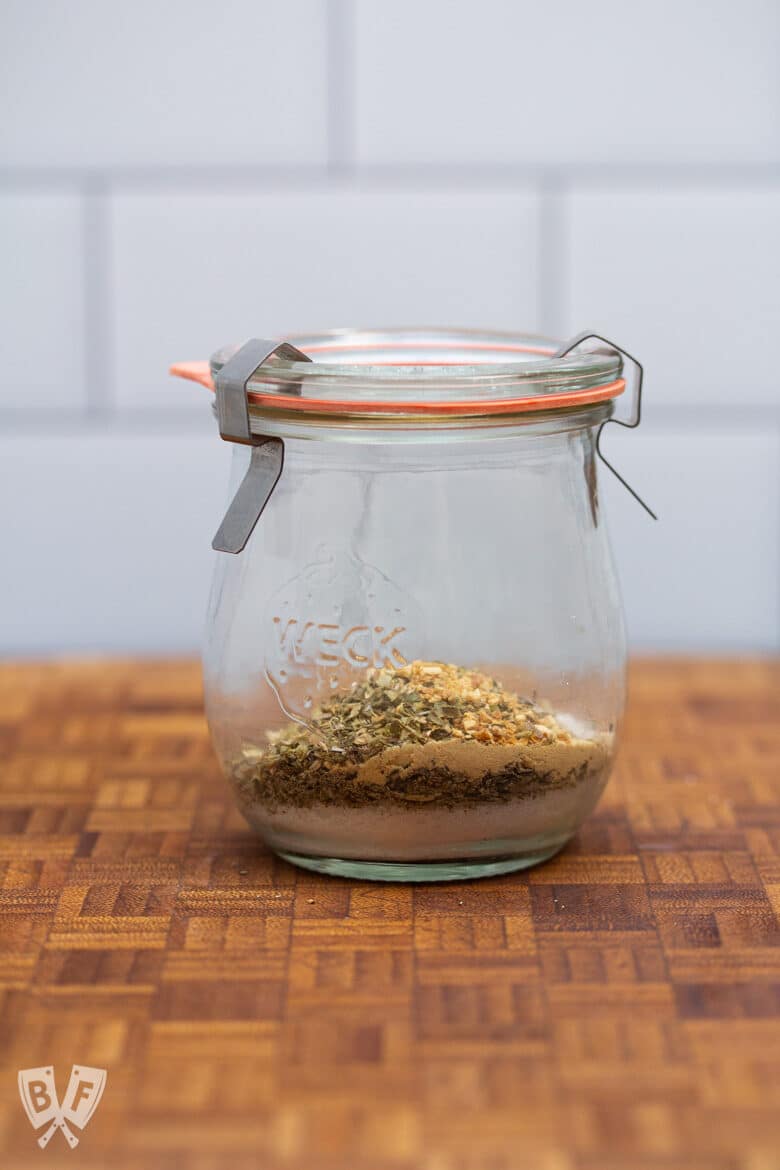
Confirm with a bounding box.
[0,658,779,1170]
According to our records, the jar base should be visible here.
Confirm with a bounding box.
[275,844,564,883]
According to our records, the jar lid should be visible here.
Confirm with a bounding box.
[170,328,624,423]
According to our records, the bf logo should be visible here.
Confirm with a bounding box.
[18,1065,107,1149]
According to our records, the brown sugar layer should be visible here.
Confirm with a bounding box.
[231,660,610,811]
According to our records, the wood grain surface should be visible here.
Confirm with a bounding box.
[0,658,779,1170]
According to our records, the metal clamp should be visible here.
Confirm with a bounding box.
[555,331,657,520]
[212,338,311,554]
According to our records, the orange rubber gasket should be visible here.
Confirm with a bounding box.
[169,350,625,417]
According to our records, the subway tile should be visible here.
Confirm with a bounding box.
[0,1,328,167]
[0,191,86,409]
[110,187,541,409]
[1,424,776,654]
[0,433,230,653]
[354,0,780,166]
[564,187,780,407]
[602,426,780,651]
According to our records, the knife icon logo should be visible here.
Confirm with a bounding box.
[18,1065,107,1149]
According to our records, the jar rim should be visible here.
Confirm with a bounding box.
[171,327,625,422]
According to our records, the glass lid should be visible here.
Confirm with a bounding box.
[170,327,625,421]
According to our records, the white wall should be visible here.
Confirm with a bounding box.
[1,0,778,654]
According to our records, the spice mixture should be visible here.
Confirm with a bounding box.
[232,660,608,811]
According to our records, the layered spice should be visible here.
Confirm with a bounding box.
[232,660,608,810]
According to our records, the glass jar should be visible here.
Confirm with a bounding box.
[171,328,635,882]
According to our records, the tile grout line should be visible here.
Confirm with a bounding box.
[81,176,114,418]
[538,173,566,337]
[2,163,780,190]
[327,0,356,176]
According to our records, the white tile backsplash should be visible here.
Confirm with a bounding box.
[1,0,778,653]
[354,0,780,167]
[0,0,328,167]
[564,187,780,408]
[0,191,86,409]
[603,426,780,651]
[110,187,541,409]
[1,425,776,655]
[0,433,230,653]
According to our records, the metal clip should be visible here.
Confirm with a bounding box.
[212,338,311,554]
[554,331,657,520]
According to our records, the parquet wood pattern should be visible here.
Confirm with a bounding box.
[0,658,778,1169]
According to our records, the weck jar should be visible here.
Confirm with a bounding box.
[171,328,644,882]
